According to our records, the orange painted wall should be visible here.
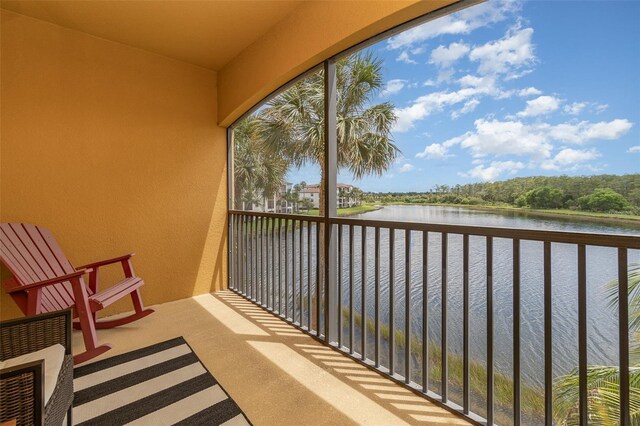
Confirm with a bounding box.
[0,11,228,320]
[217,0,459,126]
[0,0,462,320]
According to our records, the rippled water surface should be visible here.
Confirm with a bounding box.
[343,205,640,387]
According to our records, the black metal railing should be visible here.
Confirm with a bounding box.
[228,210,638,426]
[230,212,323,335]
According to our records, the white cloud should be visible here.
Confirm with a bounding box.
[416,144,449,159]
[416,135,465,160]
[451,99,480,119]
[387,0,519,50]
[594,103,609,114]
[554,148,600,164]
[563,102,587,115]
[410,46,426,55]
[429,42,470,67]
[393,154,407,164]
[398,163,415,173]
[562,101,609,115]
[462,160,525,181]
[416,134,466,159]
[469,26,536,76]
[430,117,631,176]
[381,79,407,97]
[504,68,534,81]
[548,119,633,144]
[516,95,560,117]
[462,99,480,112]
[518,87,542,97]
[540,148,600,170]
[460,119,552,159]
[394,81,500,132]
[396,51,417,64]
[439,118,632,159]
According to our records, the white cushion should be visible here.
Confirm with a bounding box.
[0,344,65,405]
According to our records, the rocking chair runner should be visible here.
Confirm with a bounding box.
[0,223,154,364]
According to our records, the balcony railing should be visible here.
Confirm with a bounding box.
[228,209,639,425]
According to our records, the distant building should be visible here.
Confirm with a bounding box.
[299,183,360,209]
[263,182,294,213]
[242,182,293,213]
[337,183,359,208]
[299,185,320,208]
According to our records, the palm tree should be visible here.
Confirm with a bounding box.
[256,52,399,214]
[233,116,287,210]
[254,52,397,330]
[283,188,300,213]
[553,263,640,425]
[351,187,364,206]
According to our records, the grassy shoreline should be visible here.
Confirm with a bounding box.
[303,204,381,217]
[373,202,640,225]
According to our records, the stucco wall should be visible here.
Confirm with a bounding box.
[0,11,228,320]
[0,1,462,320]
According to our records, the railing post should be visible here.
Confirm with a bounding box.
[619,248,630,426]
[323,58,338,343]
[227,127,234,291]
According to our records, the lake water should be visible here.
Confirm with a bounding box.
[339,205,639,391]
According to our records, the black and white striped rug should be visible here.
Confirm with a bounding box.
[73,337,250,425]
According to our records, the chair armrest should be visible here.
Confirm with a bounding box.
[0,309,73,359]
[4,270,90,294]
[0,360,44,426]
[77,253,135,270]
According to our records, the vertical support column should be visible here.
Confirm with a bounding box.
[323,59,338,343]
[349,225,355,353]
[227,127,234,291]
[463,234,470,413]
[422,231,429,393]
[375,227,381,368]
[441,232,448,402]
[513,238,521,426]
[405,230,411,384]
[486,236,494,425]
[618,248,630,426]
[544,241,552,426]
[577,244,587,426]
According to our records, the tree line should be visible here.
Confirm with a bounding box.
[363,174,640,214]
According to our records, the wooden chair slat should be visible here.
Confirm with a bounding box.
[11,224,57,278]
[35,227,76,274]
[35,225,81,307]
[16,225,76,307]
[90,278,143,309]
[0,245,34,285]
[0,226,41,283]
[40,290,63,312]
[39,296,56,312]
[27,224,80,304]
[4,224,53,283]
[43,285,74,310]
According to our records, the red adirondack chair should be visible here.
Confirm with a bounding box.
[0,223,154,364]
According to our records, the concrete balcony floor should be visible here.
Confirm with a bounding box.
[73,290,470,425]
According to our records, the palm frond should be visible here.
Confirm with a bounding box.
[554,365,640,425]
[606,262,640,333]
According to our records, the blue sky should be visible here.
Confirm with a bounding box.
[288,0,639,192]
